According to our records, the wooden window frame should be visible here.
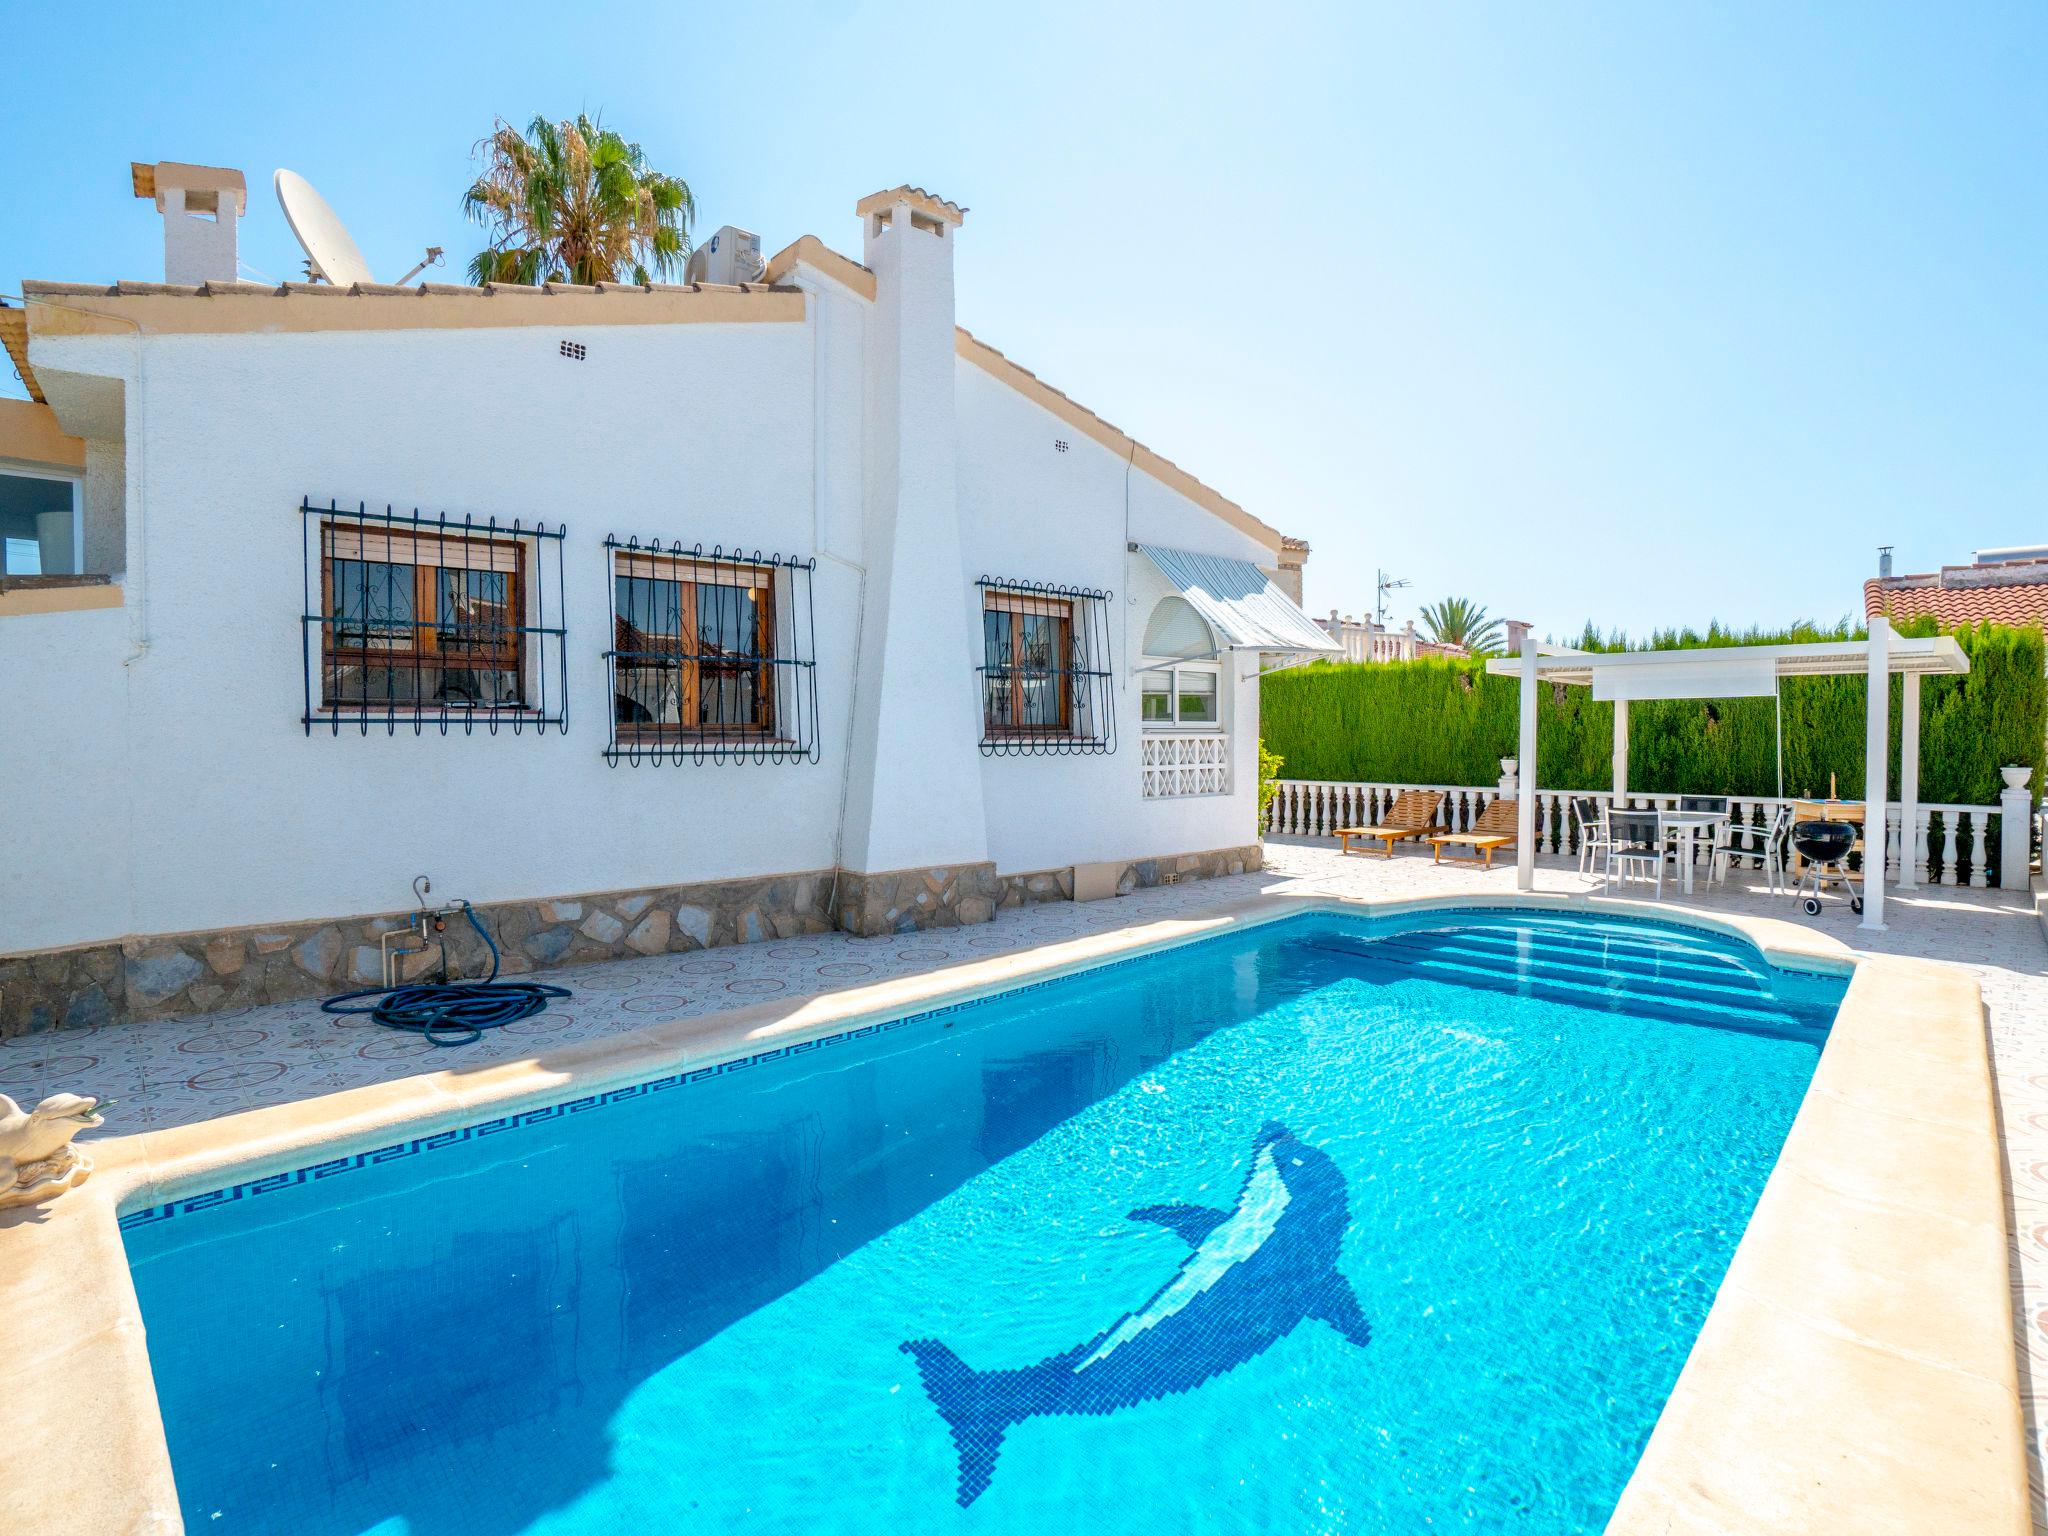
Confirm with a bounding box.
[982,588,1078,738]
[611,551,781,742]
[318,526,529,714]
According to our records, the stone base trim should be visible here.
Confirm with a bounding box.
[832,862,1001,937]
[997,843,1264,909]
[0,870,838,1037]
[0,844,1266,1034]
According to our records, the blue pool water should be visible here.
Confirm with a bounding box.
[121,910,1843,1535]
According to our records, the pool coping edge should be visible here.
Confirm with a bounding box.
[0,889,2021,1536]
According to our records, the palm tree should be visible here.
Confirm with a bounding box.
[1417,596,1505,655]
[462,115,695,286]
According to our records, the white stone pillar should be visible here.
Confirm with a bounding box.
[1861,617,1890,931]
[2001,769,2033,892]
[1517,636,1538,891]
[1897,672,1920,890]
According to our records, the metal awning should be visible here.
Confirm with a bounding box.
[1134,543,1340,655]
[1481,634,1970,690]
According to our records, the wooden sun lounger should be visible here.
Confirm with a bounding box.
[1428,797,1519,868]
[1336,789,1445,858]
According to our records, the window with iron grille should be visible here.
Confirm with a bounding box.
[976,576,1115,756]
[604,537,819,765]
[300,499,568,736]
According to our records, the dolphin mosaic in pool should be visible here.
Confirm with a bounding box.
[901,1121,1371,1506]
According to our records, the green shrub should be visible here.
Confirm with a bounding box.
[1256,739,1285,835]
[1261,622,2045,807]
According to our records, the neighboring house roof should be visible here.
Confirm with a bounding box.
[1865,562,2048,629]
[0,303,42,402]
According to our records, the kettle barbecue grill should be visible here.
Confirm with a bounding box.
[1791,819,1862,916]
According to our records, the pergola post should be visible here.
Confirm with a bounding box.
[1517,635,1538,891]
[1612,698,1629,806]
[1897,670,1920,891]
[1861,616,1890,930]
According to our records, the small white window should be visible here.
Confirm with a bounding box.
[1141,663,1222,727]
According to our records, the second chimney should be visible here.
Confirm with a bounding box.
[132,160,247,284]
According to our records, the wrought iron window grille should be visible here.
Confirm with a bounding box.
[603,536,820,766]
[976,575,1116,757]
[300,499,569,738]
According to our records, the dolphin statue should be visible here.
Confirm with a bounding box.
[901,1121,1370,1506]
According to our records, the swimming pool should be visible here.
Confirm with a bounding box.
[120,908,1843,1534]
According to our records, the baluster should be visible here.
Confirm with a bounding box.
[1912,808,1931,885]
[1544,793,1561,856]
[1970,811,1990,888]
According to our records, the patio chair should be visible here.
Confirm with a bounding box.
[1715,803,1792,894]
[1604,807,1665,898]
[1572,796,1610,875]
[1427,797,1518,868]
[1337,789,1446,858]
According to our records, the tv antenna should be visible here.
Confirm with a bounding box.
[1375,569,1410,628]
[275,169,443,287]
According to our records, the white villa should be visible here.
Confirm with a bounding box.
[0,165,1334,1030]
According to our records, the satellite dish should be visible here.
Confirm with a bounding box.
[275,169,375,287]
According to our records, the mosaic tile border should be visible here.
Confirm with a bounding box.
[115,945,1177,1232]
[114,902,1836,1232]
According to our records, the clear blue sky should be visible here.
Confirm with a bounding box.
[5,2,2042,639]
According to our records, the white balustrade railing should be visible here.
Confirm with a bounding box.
[1264,778,2019,890]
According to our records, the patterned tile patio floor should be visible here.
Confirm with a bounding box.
[13,837,2047,1526]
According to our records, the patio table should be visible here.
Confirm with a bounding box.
[1657,809,1726,897]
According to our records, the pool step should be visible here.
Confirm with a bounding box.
[1373,930,1774,1002]
[1431,921,1764,978]
[1301,927,1827,1040]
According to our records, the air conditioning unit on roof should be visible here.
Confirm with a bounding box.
[685,226,765,286]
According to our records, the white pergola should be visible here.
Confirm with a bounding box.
[1483,618,1971,930]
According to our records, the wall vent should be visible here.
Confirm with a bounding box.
[559,340,587,361]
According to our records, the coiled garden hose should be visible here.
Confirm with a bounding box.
[322,901,571,1047]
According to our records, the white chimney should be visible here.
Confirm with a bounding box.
[1878,545,1894,578]
[132,161,247,284]
[839,185,988,886]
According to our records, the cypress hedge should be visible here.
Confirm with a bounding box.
[1261,620,2045,807]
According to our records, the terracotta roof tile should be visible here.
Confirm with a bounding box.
[1864,575,2048,628]
[0,304,42,402]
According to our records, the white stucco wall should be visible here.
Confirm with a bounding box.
[19,316,856,949]
[955,360,1269,875]
[0,605,132,950]
[11,245,1288,954]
